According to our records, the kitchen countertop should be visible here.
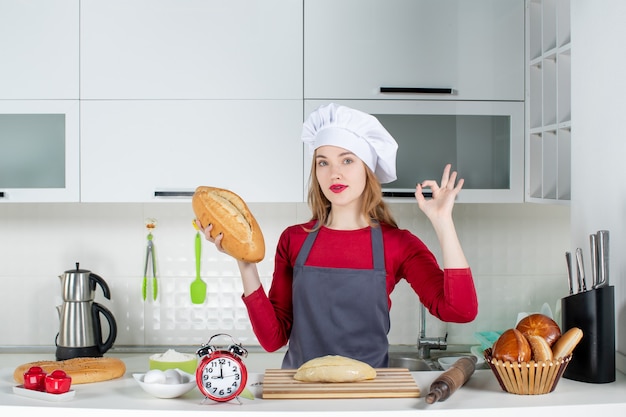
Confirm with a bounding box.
[1,351,625,416]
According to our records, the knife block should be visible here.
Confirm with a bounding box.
[560,286,615,383]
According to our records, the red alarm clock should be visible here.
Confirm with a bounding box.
[195,333,248,402]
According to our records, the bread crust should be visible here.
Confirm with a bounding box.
[516,313,561,347]
[14,357,126,385]
[551,327,583,359]
[192,186,265,263]
[492,328,532,363]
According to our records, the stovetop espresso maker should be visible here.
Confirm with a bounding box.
[55,263,118,361]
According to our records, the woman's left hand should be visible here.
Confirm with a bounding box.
[415,164,464,222]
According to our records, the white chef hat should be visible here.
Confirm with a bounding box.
[301,103,398,183]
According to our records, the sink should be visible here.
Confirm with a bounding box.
[387,345,486,371]
[388,355,440,371]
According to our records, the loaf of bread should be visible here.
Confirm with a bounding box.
[192,186,265,263]
[526,334,554,362]
[552,327,583,359]
[516,313,561,347]
[293,355,377,383]
[14,357,126,385]
[491,328,532,363]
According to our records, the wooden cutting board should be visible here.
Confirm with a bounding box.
[262,368,420,399]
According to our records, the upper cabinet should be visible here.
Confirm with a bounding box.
[0,100,80,202]
[526,0,571,203]
[304,0,525,101]
[0,0,79,99]
[80,100,303,203]
[80,0,302,99]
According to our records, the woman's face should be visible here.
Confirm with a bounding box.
[314,145,367,209]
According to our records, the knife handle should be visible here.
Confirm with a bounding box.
[589,234,598,289]
[596,230,609,287]
[575,248,587,292]
[565,252,574,295]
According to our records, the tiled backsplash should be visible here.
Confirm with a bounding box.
[0,202,570,349]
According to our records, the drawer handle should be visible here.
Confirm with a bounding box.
[380,87,454,94]
[154,191,194,198]
[0,191,4,198]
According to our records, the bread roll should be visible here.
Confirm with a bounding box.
[516,313,561,347]
[491,328,532,363]
[293,355,376,383]
[192,186,265,263]
[14,357,126,385]
[526,334,554,362]
[552,327,584,359]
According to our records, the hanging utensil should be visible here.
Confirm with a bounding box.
[143,219,158,301]
[190,220,207,304]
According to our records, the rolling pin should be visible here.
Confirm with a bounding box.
[425,356,477,404]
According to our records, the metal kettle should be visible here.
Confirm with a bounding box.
[55,263,118,361]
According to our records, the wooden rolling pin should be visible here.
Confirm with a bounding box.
[425,356,477,404]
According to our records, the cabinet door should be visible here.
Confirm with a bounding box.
[0,0,79,99]
[304,100,524,203]
[304,0,524,101]
[80,100,303,203]
[0,100,80,202]
[80,0,302,100]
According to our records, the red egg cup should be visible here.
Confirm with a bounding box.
[44,370,72,394]
[23,366,47,391]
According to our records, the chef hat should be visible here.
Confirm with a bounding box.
[301,103,398,184]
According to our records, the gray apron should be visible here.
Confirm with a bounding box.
[282,222,390,369]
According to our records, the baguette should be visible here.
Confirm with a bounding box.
[14,357,126,385]
[551,327,584,359]
[294,355,376,383]
[192,186,265,263]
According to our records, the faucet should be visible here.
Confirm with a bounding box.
[417,303,447,359]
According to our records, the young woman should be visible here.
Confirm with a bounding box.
[197,103,478,369]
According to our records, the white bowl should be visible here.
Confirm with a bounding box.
[437,354,484,371]
[133,369,197,399]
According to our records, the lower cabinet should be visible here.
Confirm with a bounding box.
[80,100,304,203]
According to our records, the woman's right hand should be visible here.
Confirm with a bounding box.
[194,219,227,255]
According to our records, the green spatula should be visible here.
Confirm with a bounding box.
[191,223,207,304]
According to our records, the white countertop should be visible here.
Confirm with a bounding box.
[1,352,625,416]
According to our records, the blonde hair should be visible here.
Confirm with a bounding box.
[307,156,398,231]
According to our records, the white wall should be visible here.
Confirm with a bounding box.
[571,0,626,372]
[0,202,570,350]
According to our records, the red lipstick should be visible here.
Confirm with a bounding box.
[330,184,347,193]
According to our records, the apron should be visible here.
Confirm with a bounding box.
[282,222,390,369]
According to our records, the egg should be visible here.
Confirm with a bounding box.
[164,369,183,385]
[143,369,167,384]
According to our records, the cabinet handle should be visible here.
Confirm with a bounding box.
[0,191,4,198]
[383,191,433,198]
[154,191,194,198]
[380,87,454,94]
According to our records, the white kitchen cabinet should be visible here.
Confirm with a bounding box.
[0,0,79,99]
[0,100,80,202]
[80,0,302,100]
[526,0,571,203]
[80,100,303,203]
[304,100,524,203]
[304,0,524,101]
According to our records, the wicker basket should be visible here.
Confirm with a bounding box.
[484,348,572,395]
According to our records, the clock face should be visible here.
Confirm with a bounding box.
[196,353,248,401]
